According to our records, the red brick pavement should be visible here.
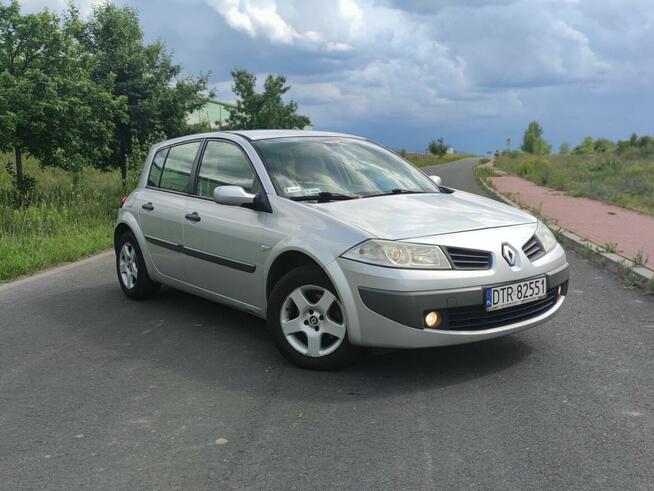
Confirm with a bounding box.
[489,174,653,268]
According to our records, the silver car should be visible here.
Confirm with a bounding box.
[115,130,569,369]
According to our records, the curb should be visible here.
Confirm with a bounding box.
[474,164,654,292]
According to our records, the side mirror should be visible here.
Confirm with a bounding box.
[213,185,255,207]
[429,175,442,186]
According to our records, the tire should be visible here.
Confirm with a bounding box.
[115,230,161,300]
[268,265,361,370]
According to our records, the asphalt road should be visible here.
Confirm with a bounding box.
[1,158,653,490]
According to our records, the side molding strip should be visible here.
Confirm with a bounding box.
[144,235,256,273]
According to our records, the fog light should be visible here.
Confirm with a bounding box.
[424,311,442,328]
[557,285,562,296]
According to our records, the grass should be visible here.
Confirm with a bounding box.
[0,154,123,281]
[403,152,474,168]
[494,152,654,215]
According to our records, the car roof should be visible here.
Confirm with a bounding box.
[154,130,363,149]
[229,129,361,141]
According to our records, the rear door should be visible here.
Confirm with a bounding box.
[137,140,202,280]
[182,139,265,305]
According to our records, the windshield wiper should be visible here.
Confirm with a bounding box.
[290,191,359,202]
[362,189,426,198]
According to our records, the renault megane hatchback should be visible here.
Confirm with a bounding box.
[115,130,569,369]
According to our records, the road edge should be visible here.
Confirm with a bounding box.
[0,249,114,290]
[474,163,654,293]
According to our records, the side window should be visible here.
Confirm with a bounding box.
[147,148,168,187]
[159,141,201,192]
[196,140,257,198]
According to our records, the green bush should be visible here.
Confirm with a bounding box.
[494,152,654,215]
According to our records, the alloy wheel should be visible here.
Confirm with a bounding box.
[119,242,138,289]
[280,285,346,357]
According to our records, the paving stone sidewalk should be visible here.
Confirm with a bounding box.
[489,173,653,268]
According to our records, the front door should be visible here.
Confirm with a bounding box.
[182,139,265,305]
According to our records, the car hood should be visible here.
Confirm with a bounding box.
[313,190,535,240]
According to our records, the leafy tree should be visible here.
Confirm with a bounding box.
[0,1,118,195]
[69,4,210,184]
[593,138,615,153]
[520,121,551,155]
[574,136,595,154]
[428,137,448,157]
[225,69,310,130]
[559,142,571,154]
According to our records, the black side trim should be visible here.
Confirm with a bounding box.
[183,247,256,273]
[144,235,256,273]
[145,235,183,253]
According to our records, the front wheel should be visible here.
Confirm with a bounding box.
[268,266,361,370]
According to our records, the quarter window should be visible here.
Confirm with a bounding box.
[159,141,201,192]
[147,148,168,187]
[196,140,256,198]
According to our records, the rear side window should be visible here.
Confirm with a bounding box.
[159,141,201,192]
[147,148,168,187]
[196,140,257,198]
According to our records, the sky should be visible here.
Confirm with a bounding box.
[21,0,654,154]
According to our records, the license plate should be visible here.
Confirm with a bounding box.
[485,277,547,311]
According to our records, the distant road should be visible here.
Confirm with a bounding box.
[1,157,653,489]
[421,156,488,195]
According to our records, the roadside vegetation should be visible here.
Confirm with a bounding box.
[494,122,654,215]
[0,155,122,279]
[403,151,472,167]
[0,1,310,281]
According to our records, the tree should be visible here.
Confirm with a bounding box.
[520,121,551,155]
[428,137,448,157]
[574,136,594,154]
[225,69,310,130]
[70,4,210,184]
[559,142,571,154]
[0,1,118,194]
[593,138,615,153]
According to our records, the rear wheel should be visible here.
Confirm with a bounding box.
[116,231,161,300]
[268,265,360,370]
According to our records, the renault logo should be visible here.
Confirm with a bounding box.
[502,243,517,266]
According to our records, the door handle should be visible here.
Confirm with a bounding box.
[185,212,201,223]
[142,202,154,211]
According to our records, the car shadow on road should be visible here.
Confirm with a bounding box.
[54,281,535,402]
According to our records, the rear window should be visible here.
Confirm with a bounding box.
[158,141,201,192]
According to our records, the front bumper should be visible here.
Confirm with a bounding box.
[325,226,569,348]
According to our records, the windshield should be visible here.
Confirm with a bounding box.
[252,137,438,200]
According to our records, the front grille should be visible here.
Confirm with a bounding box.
[445,247,492,270]
[444,288,558,331]
[522,235,545,261]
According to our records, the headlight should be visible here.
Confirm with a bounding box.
[535,220,557,253]
[342,239,452,269]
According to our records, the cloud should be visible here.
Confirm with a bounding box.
[21,0,654,151]
[204,0,366,51]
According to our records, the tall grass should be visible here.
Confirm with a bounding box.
[0,154,123,280]
[495,152,654,215]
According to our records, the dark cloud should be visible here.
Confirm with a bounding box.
[20,0,654,152]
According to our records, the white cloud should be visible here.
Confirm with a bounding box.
[206,0,627,128]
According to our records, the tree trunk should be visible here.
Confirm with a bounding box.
[14,145,23,189]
